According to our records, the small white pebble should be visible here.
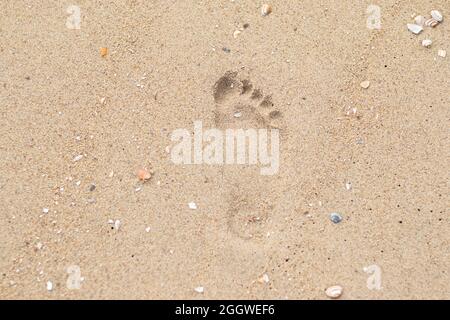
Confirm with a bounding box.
[188,202,197,210]
[145,227,151,233]
[438,49,447,58]
[42,208,49,214]
[73,154,83,162]
[36,242,43,250]
[114,220,121,230]
[46,281,53,291]
[360,80,370,89]
[260,273,270,283]
[194,286,204,293]
[345,182,352,191]
[326,285,343,299]
[422,39,432,48]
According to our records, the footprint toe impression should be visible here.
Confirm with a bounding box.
[213,71,283,129]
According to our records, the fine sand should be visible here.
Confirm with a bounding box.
[0,1,449,299]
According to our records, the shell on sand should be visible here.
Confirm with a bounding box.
[137,168,152,181]
[360,80,370,89]
[326,285,343,298]
[407,23,423,34]
[421,39,432,48]
[425,18,439,28]
[261,4,272,16]
[414,15,426,26]
[194,286,204,293]
[438,49,447,58]
[430,10,443,22]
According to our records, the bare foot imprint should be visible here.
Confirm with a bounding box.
[213,71,282,129]
[212,71,281,240]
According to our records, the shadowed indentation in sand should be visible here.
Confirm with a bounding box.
[212,71,282,129]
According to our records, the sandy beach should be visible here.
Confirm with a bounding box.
[0,1,449,299]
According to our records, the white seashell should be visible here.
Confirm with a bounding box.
[326,285,343,299]
[194,286,204,293]
[46,281,53,291]
[431,10,443,22]
[414,15,426,26]
[73,154,84,162]
[438,49,447,58]
[407,23,423,34]
[261,4,272,16]
[425,18,439,28]
[233,30,241,39]
[421,39,432,48]
[258,273,270,283]
[188,202,197,210]
[360,80,370,89]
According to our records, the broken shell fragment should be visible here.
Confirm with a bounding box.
[326,285,343,299]
[137,168,152,181]
[73,154,83,162]
[360,80,370,89]
[425,18,439,28]
[438,49,447,58]
[261,4,272,16]
[422,39,432,48]
[188,202,197,210]
[233,30,241,39]
[330,212,343,224]
[430,10,443,22]
[414,15,426,26]
[258,273,270,284]
[194,286,204,293]
[407,23,423,34]
[345,182,352,190]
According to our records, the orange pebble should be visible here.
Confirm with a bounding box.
[137,168,152,181]
[100,47,108,57]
